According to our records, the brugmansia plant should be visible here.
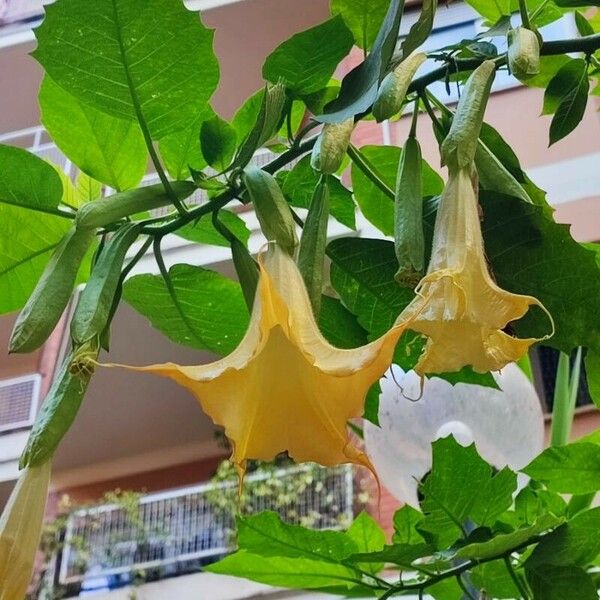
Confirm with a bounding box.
[1,0,600,598]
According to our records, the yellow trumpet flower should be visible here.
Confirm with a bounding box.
[112,245,409,481]
[0,461,51,600]
[405,166,552,375]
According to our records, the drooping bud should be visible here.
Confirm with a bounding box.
[508,27,541,81]
[311,118,354,174]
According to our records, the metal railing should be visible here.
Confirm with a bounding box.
[57,464,354,586]
[0,374,40,433]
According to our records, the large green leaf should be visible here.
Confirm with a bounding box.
[263,15,353,96]
[158,111,211,180]
[347,542,433,567]
[401,0,437,58]
[123,265,248,356]
[527,507,600,567]
[318,296,369,349]
[281,156,356,229]
[200,115,237,170]
[465,0,566,26]
[526,565,597,600]
[480,192,600,353]
[175,210,250,248]
[0,145,63,211]
[455,514,562,560]
[345,512,386,575]
[329,0,389,50]
[420,437,516,547]
[523,443,600,494]
[471,560,521,599]
[392,505,425,544]
[206,551,359,590]
[351,145,443,236]
[34,0,219,140]
[39,76,146,191]
[584,350,600,408]
[319,0,405,122]
[237,511,357,562]
[0,206,72,314]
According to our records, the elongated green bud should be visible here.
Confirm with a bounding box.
[395,137,424,287]
[244,167,298,255]
[71,223,140,346]
[311,118,354,175]
[373,52,427,122]
[441,60,496,169]
[20,353,94,469]
[231,238,259,310]
[298,177,330,315]
[508,27,541,81]
[9,227,95,354]
[76,181,196,230]
[0,460,51,600]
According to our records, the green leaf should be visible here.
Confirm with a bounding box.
[123,265,248,356]
[206,551,359,590]
[176,210,250,248]
[159,111,211,180]
[575,11,595,37]
[235,82,287,168]
[350,145,443,236]
[463,0,510,21]
[471,561,521,599]
[455,514,562,560]
[527,507,600,568]
[318,296,369,349]
[554,0,600,6]
[428,578,463,600]
[39,76,146,191]
[526,565,597,600]
[0,206,72,314]
[401,0,437,58]
[363,383,381,426]
[523,56,571,88]
[319,0,405,122]
[237,511,357,562]
[0,144,63,211]
[200,115,237,170]
[543,58,586,115]
[263,16,353,95]
[393,505,425,544]
[74,172,103,205]
[345,512,386,575]
[523,443,600,494]
[548,63,589,145]
[480,192,600,354]
[33,0,219,140]
[419,437,515,547]
[329,0,389,50]
[585,350,600,408]
[282,156,356,229]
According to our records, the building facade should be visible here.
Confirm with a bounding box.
[0,1,599,598]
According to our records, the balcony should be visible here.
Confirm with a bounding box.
[50,464,354,596]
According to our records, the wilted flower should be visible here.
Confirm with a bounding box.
[404,166,552,375]
[0,461,51,600]
[113,245,409,481]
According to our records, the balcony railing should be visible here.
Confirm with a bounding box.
[56,464,354,588]
[0,374,40,433]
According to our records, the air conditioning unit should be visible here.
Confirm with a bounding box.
[0,374,40,433]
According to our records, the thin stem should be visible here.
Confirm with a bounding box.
[551,349,582,446]
[121,236,153,280]
[409,97,420,138]
[456,574,477,600]
[504,556,530,600]
[518,0,531,29]
[347,144,395,200]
